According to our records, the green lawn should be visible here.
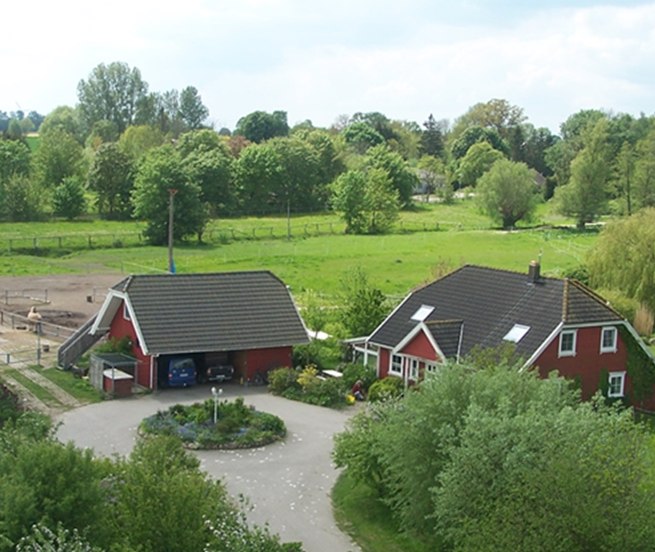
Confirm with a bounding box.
[0,200,595,300]
[332,471,435,552]
[3,368,61,407]
[30,365,102,403]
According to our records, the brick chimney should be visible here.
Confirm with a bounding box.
[528,260,541,283]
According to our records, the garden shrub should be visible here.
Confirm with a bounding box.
[268,367,299,395]
[340,363,377,391]
[140,398,285,449]
[368,376,404,402]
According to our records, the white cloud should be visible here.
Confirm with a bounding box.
[2,1,654,133]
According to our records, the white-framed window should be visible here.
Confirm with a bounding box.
[409,359,419,380]
[600,326,618,353]
[608,371,626,398]
[123,303,131,321]
[424,362,438,378]
[390,354,403,376]
[558,329,577,357]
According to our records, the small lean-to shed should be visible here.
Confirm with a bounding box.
[90,352,137,397]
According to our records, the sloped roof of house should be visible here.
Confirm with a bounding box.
[368,265,623,361]
[94,271,309,355]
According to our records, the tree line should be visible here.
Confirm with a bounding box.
[2,61,655,239]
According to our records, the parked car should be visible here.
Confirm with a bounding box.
[167,357,197,387]
[203,364,235,383]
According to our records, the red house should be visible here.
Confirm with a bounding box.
[84,271,309,390]
[365,264,655,411]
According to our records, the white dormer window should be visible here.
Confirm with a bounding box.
[503,324,530,343]
[600,327,617,354]
[411,305,434,322]
[558,329,577,357]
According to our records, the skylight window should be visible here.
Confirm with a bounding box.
[503,324,530,343]
[411,305,434,322]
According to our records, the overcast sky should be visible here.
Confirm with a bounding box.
[3,1,654,133]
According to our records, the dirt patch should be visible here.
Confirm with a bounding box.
[0,273,124,327]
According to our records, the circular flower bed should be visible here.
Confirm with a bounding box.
[140,397,286,449]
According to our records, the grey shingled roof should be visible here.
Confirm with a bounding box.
[117,271,308,355]
[368,265,622,361]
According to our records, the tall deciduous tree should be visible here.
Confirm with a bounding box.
[77,62,149,134]
[476,159,540,228]
[364,144,418,208]
[39,106,85,144]
[457,141,505,187]
[330,168,399,234]
[587,208,655,314]
[338,267,389,337]
[342,122,385,154]
[32,128,85,188]
[178,86,209,130]
[555,119,611,229]
[118,124,165,162]
[234,110,289,143]
[0,140,31,182]
[132,145,207,244]
[633,130,655,211]
[178,130,234,215]
[88,143,135,219]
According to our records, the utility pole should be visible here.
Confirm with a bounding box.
[168,189,178,273]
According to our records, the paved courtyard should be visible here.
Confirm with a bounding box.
[56,385,360,552]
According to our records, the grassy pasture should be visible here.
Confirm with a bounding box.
[0,200,595,299]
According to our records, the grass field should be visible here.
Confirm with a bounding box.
[0,200,596,299]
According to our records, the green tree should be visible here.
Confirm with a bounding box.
[53,176,87,220]
[0,436,109,550]
[338,267,389,337]
[118,124,165,162]
[555,119,611,229]
[434,398,655,552]
[452,98,526,143]
[181,145,234,216]
[33,128,85,188]
[85,119,119,150]
[587,208,655,314]
[342,121,385,154]
[39,106,84,143]
[0,174,47,221]
[235,110,289,143]
[132,145,207,244]
[6,119,23,140]
[331,168,399,234]
[77,61,149,134]
[457,141,505,187]
[0,139,31,182]
[364,144,418,207]
[105,435,231,552]
[88,142,135,219]
[178,86,209,129]
[417,155,449,203]
[476,159,540,228]
[633,130,655,211]
[235,137,323,214]
[450,125,509,161]
[420,114,445,157]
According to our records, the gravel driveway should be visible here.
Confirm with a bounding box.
[56,385,360,552]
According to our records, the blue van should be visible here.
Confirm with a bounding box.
[167,357,196,387]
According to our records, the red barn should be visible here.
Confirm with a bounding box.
[74,271,309,390]
[364,263,655,411]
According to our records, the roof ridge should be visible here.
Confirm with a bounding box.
[568,279,625,320]
[462,263,561,281]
